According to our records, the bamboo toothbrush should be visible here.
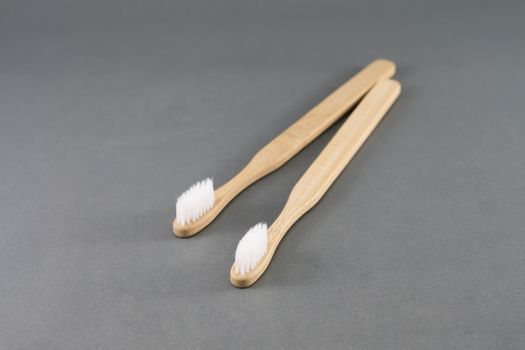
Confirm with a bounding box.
[173,59,395,237]
[231,79,401,287]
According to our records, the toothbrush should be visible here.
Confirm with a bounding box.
[231,79,401,287]
[174,59,396,237]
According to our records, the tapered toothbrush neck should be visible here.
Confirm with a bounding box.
[215,162,270,202]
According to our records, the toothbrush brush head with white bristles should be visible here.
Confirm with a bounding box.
[173,177,224,237]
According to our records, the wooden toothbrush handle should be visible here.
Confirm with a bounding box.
[275,79,401,232]
[218,59,396,199]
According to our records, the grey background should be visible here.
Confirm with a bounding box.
[1,0,524,349]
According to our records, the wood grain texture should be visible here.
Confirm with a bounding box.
[230,79,401,287]
[174,59,396,237]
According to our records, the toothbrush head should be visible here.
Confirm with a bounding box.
[175,178,215,227]
[234,223,268,276]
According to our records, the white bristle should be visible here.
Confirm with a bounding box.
[175,178,215,226]
[234,223,268,276]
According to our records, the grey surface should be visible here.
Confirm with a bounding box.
[1,0,525,349]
